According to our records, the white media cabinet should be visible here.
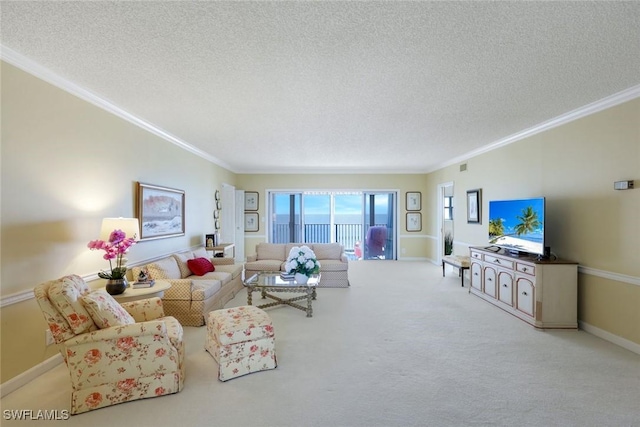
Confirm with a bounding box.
[469,246,578,329]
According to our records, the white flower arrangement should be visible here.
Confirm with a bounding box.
[285,245,321,276]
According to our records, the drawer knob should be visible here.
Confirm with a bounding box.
[496,259,501,264]
[523,267,528,272]
[488,278,493,281]
[503,284,508,287]
[522,291,528,296]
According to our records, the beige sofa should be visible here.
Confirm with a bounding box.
[130,247,243,326]
[244,243,349,288]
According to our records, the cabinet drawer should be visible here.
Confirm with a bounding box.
[498,271,514,306]
[470,262,483,291]
[484,255,514,270]
[470,251,483,260]
[483,266,497,298]
[516,278,535,317]
[516,263,536,276]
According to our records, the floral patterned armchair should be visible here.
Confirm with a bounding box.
[34,275,185,415]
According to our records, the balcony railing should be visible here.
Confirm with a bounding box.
[273,223,363,250]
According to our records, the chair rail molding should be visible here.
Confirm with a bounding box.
[0,246,206,308]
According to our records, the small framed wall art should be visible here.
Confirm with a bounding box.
[406,191,421,211]
[244,212,259,232]
[406,212,422,232]
[467,189,482,224]
[245,191,259,211]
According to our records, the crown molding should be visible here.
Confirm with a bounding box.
[1,45,236,172]
[3,45,638,175]
[429,84,640,173]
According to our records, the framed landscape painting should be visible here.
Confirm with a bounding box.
[137,182,185,240]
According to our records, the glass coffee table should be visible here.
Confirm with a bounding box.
[244,272,320,317]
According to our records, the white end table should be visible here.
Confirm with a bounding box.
[206,243,235,258]
[110,280,171,303]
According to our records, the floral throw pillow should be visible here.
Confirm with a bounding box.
[81,290,135,329]
[187,257,215,276]
[48,280,96,334]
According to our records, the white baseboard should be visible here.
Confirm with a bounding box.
[0,354,63,398]
[396,257,429,262]
[579,321,640,356]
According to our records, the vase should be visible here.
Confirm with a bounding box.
[105,278,128,295]
[294,273,309,285]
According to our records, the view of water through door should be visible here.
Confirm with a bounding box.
[269,191,396,260]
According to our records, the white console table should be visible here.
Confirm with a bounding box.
[469,246,578,329]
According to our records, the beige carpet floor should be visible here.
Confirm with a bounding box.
[2,261,639,426]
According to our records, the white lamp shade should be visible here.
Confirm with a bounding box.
[100,217,140,241]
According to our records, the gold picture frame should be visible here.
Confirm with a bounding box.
[137,182,185,241]
[406,191,421,211]
[406,212,422,232]
[245,191,259,211]
[244,212,259,232]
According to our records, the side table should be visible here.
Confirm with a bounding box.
[110,280,171,303]
[206,243,235,259]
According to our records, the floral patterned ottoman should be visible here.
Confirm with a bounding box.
[205,305,277,381]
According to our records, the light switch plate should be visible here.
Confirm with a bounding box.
[614,180,634,190]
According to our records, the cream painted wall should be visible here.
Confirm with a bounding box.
[235,174,431,259]
[1,59,638,385]
[425,98,640,345]
[0,62,236,382]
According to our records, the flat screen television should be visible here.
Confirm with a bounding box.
[488,197,546,257]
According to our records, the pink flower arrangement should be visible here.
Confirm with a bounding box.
[87,229,136,280]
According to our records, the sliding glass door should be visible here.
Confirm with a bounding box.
[271,193,301,242]
[269,191,396,260]
[363,192,396,260]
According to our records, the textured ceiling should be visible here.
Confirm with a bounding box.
[2,1,639,173]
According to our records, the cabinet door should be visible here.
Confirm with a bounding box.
[470,261,482,291]
[516,277,535,317]
[483,266,497,298]
[497,270,514,306]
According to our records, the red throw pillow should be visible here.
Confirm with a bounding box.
[187,257,215,276]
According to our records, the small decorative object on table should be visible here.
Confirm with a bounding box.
[205,233,217,248]
[87,229,136,295]
[284,245,320,285]
[133,267,155,288]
